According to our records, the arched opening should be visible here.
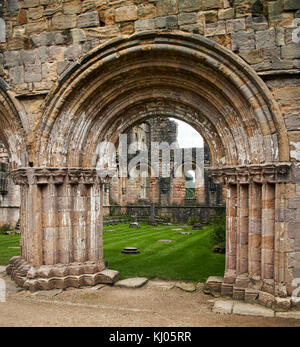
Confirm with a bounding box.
[8,32,292,297]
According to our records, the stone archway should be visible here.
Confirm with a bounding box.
[8,32,294,300]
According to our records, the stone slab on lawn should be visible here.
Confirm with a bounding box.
[98,269,120,284]
[232,302,275,317]
[147,280,176,290]
[0,266,6,273]
[212,300,233,314]
[114,277,148,288]
[175,282,196,292]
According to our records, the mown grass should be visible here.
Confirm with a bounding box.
[0,223,225,282]
[0,234,21,265]
[103,223,225,282]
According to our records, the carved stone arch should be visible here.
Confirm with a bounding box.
[0,80,28,168]
[9,32,296,300]
[37,31,289,168]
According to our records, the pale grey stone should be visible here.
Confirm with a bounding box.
[6,0,19,12]
[9,66,24,85]
[175,282,196,292]
[135,19,156,31]
[114,277,148,288]
[256,29,276,49]
[24,63,42,83]
[30,32,55,47]
[179,0,202,12]
[78,11,100,28]
[232,31,255,51]
[20,49,36,65]
[147,280,175,290]
[212,300,233,314]
[0,18,5,43]
[178,12,197,25]
[233,302,275,317]
[155,15,178,29]
[4,51,20,68]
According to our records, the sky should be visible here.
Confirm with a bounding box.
[171,118,204,148]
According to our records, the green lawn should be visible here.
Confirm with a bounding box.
[103,223,225,282]
[0,234,21,265]
[0,224,225,283]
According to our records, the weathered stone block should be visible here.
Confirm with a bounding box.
[157,0,179,16]
[26,20,49,34]
[27,6,44,20]
[226,18,246,33]
[244,288,259,303]
[22,0,40,9]
[204,20,226,36]
[284,0,300,10]
[274,297,291,311]
[178,12,197,25]
[9,66,24,85]
[256,29,276,49]
[231,31,255,51]
[64,44,82,61]
[155,15,178,29]
[258,291,275,308]
[0,19,6,43]
[202,0,223,10]
[232,286,245,300]
[78,11,99,28]
[115,5,138,22]
[135,18,155,31]
[179,23,204,34]
[4,51,20,68]
[71,28,86,43]
[30,32,55,47]
[218,8,235,20]
[221,283,233,296]
[51,15,77,30]
[137,4,156,19]
[24,63,42,83]
[282,44,300,59]
[6,0,19,12]
[63,2,81,15]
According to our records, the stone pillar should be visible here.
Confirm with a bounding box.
[224,184,237,282]
[236,184,249,275]
[261,183,275,281]
[6,167,119,291]
[248,183,262,277]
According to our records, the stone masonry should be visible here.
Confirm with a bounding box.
[0,1,299,305]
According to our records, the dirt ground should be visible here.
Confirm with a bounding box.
[1,273,300,328]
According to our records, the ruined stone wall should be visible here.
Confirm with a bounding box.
[0,142,20,228]
[1,1,300,301]
[108,118,213,208]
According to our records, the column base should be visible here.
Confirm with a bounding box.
[6,256,120,292]
[204,275,298,312]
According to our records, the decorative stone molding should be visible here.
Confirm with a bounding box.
[10,167,115,186]
[6,256,120,292]
[207,163,292,185]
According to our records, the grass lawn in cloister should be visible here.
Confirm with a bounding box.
[0,223,225,283]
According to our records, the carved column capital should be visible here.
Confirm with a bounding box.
[207,163,292,185]
[10,167,116,185]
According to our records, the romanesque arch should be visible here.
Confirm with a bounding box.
[8,32,295,299]
[0,81,28,168]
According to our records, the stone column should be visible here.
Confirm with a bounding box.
[224,184,237,281]
[236,184,249,275]
[261,183,275,282]
[248,183,262,278]
[6,167,119,291]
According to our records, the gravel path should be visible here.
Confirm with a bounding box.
[0,273,300,327]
